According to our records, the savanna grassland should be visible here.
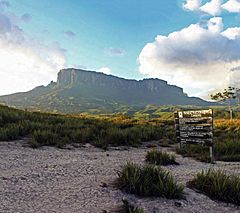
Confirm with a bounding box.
[0,105,175,150]
[1,104,240,161]
[1,104,240,212]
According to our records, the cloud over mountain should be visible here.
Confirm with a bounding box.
[139,17,240,98]
[0,8,67,95]
[98,67,112,75]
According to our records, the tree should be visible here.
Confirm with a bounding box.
[210,87,236,120]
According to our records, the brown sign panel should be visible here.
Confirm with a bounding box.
[174,109,213,146]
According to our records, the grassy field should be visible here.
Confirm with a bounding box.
[1,104,240,162]
[0,105,175,149]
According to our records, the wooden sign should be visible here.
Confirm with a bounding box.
[174,109,213,146]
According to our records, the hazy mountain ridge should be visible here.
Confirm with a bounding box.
[0,68,211,113]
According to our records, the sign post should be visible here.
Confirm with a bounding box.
[174,109,214,163]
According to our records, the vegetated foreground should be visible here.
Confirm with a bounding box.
[1,141,240,213]
[0,105,175,149]
[1,105,240,212]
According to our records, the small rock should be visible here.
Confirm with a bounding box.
[100,182,108,188]
[174,201,182,207]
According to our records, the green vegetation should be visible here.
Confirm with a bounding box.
[117,162,184,199]
[176,145,210,162]
[177,119,240,162]
[0,105,174,149]
[1,104,240,163]
[188,169,240,206]
[211,87,239,120]
[146,149,178,166]
[122,198,145,213]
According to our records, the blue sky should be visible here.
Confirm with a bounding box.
[9,0,198,78]
[1,0,240,98]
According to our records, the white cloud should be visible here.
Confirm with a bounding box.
[98,67,111,75]
[208,17,223,33]
[183,0,202,11]
[221,27,240,39]
[222,0,240,13]
[200,0,222,16]
[138,17,240,98]
[0,10,67,95]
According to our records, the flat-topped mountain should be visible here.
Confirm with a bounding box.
[0,68,211,113]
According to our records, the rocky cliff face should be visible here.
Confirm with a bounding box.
[57,68,184,95]
[0,68,211,113]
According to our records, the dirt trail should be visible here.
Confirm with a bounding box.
[1,140,240,213]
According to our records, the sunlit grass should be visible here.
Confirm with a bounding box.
[188,169,240,205]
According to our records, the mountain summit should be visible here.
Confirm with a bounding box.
[0,69,210,113]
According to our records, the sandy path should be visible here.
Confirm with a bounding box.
[1,139,240,213]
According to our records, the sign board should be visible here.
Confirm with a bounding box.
[174,109,213,146]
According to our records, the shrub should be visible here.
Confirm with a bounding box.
[146,149,179,166]
[117,162,184,199]
[188,169,240,205]
[176,144,210,163]
[32,130,59,146]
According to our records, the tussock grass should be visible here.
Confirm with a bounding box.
[146,149,179,166]
[117,162,184,199]
[188,169,240,205]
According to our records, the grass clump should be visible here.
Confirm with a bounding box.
[188,169,240,205]
[176,144,210,163]
[117,162,184,199]
[122,198,145,213]
[145,149,179,166]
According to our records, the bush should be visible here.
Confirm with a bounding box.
[117,162,184,199]
[188,169,240,205]
[146,149,179,166]
[32,130,59,147]
[176,144,210,162]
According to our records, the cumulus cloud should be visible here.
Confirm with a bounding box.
[0,9,67,95]
[98,67,111,75]
[138,17,240,98]
[199,0,222,16]
[62,30,76,38]
[208,17,223,33]
[183,0,202,11]
[105,47,126,57]
[221,27,240,39]
[222,0,240,13]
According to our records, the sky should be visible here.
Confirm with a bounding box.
[0,0,240,99]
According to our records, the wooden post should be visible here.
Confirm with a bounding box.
[209,146,214,164]
[210,108,214,164]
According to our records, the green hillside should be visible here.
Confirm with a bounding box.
[0,69,213,114]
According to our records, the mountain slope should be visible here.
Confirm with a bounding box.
[0,68,212,113]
